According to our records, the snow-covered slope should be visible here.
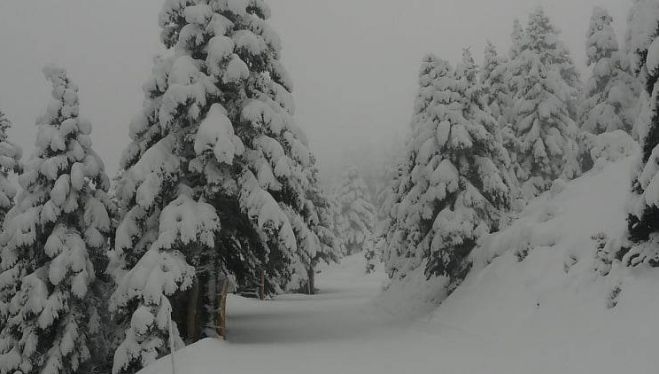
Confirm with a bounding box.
[139,157,659,374]
[423,155,659,373]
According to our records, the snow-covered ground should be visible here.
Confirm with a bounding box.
[140,157,659,374]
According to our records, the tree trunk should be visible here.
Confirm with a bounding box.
[259,270,265,300]
[307,265,315,295]
[186,278,201,342]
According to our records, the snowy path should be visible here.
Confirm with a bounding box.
[141,255,510,374]
[140,255,475,374]
[227,257,395,345]
[140,252,659,374]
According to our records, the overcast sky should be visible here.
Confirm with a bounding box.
[0,0,630,178]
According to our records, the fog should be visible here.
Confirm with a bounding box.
[0,0,630,180]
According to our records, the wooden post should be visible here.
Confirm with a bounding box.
[217,280,229,340]
[259,270,265,300]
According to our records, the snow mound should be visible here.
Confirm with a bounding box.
[426,155,659,373]
[473,156,633,270]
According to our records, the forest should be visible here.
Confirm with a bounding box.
[0,0,659,373]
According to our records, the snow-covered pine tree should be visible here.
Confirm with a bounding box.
[579,7,640,137]
[460,48,517,206]
[481,41,512,127]
[0,66,114,374]
[384,54,510,286]
[456,48,479,95]
[623,0,659,265]
[378,159,407,277]
[336,167,375,257]
[478,44,522,207]
[510,19,524,60]
[110,1,320,371]
[372,137,405,223]
[0,111,22,337]
[0,112,8,133]
[0,111,22,224]
[368,140,407,274]
[507,8,581,200]
[299,159,339,293]
[384,55,449,279]
[506,19,526,127]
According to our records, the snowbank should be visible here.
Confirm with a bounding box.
[426,155,659,373]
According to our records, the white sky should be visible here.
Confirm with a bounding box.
[0,0,630,178]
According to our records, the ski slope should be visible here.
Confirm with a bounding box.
[139,157,659,374]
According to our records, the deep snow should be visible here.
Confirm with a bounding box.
[139,157,659,374]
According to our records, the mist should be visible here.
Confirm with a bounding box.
[0,0,629,179]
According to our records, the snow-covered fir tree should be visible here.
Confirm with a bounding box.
[384,54,510,286]
[459,48,516,205]
[375,162,401,227]
[624,0,659,266]
[507,8,581,200]
[579,7,640,137]
[510,19,524,60]
[335,167,375,257]
[378,160,407,277]
[456,48,479,94]
[369,141,407,274]
[506,19,526,126]
[0,111,22,224]
[298,159,339,293]
[0,66,114,374]
[481,41,512,127]
[109,1,321,372]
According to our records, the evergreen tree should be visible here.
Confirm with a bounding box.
[624,1,659,265]
[0,111,22,224]
[109,2,321,371]
[292,158,339,294]
[506,19,525,129]
[460,48,518,206]
[481,41,512,126]
[579,7,640,136]
[0,110,23,340]
[510,19,524,60]
[335,167,375,257]
[507,8,581,200]
[626,0,659,142]
[328,188,346,256]
[372,159,405,275]
[384,55,510,286]
[379,159,407,277]
[0,66,114,374]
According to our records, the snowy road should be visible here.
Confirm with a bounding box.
[227,257,395,345]
[141,255,515,374]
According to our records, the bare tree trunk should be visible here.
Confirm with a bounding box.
[186,278,200,342]
[259,270,265,300]
[217,279,229,339]
[307,265,315,295]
